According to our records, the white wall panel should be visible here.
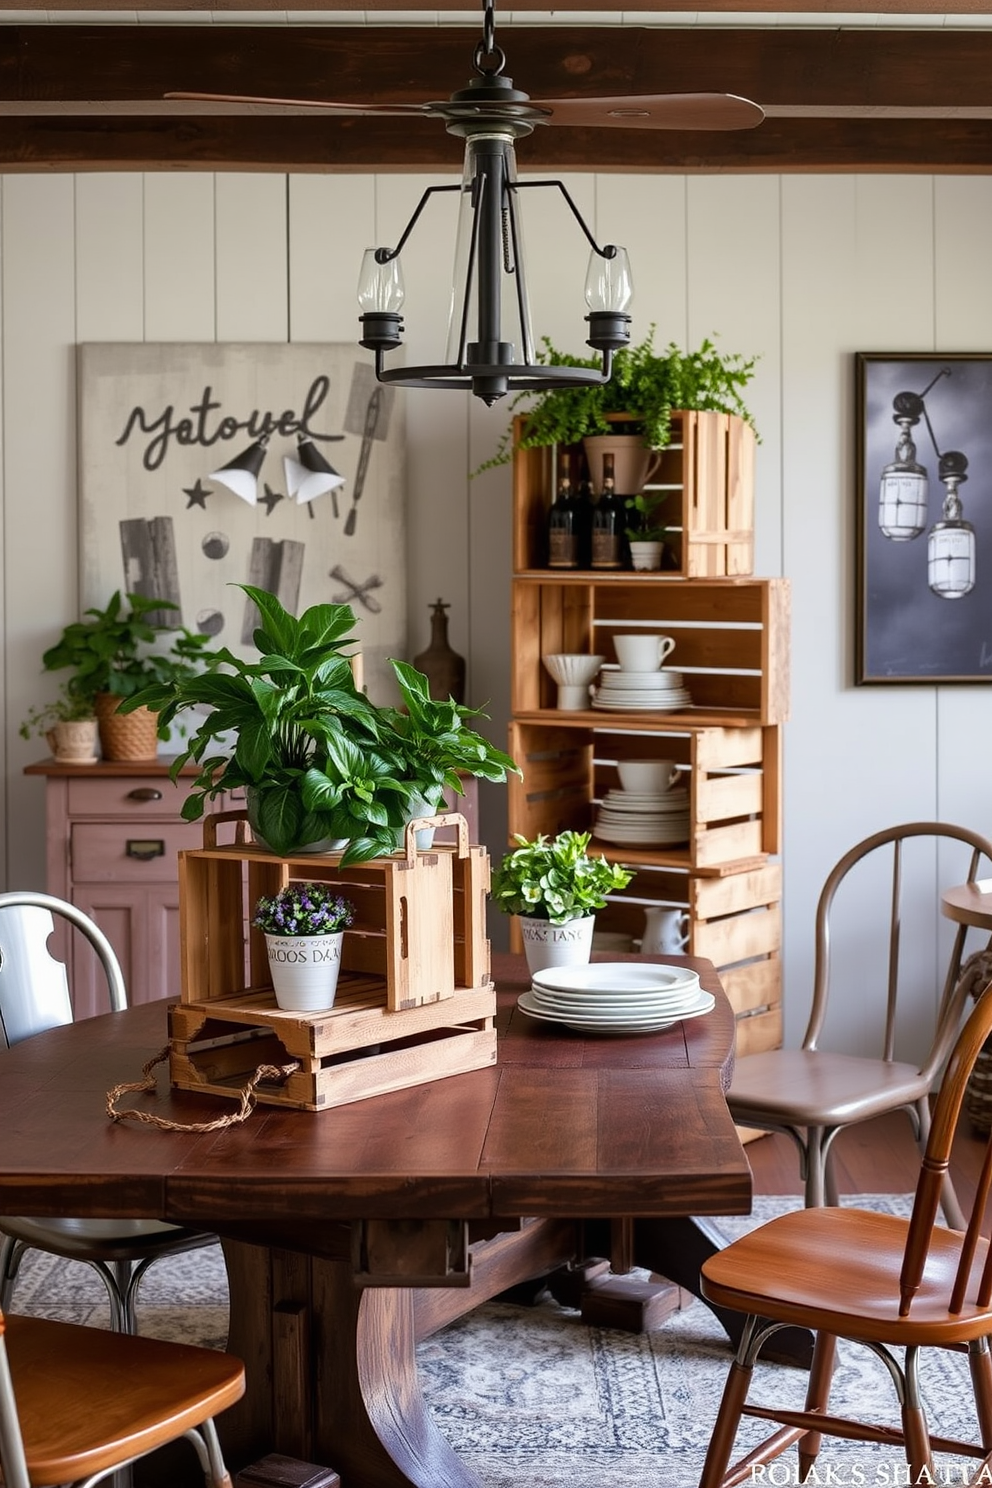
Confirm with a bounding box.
[4,165,992,1057]
[216,174,289,342]
[932,178,992,847]
[3,176,77,889]
[289,174,376,342]
[144,175,216,341]
[76,175,145,343]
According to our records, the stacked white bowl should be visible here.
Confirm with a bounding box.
[593,758,691,847]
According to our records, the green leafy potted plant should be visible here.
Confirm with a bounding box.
[19,682,99,765]
[252,882,356,1012]
[122,584,519,865]
[37,591,215,762]
[624,490,670,572]
[491,830,633,973]
[478,329,758,486]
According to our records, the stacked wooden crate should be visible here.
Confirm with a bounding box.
[509,412,789,1059]
[169,814,496,1111]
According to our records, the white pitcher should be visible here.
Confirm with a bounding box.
[641,907,690,956]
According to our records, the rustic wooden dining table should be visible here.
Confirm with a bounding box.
[0,951,752,1488]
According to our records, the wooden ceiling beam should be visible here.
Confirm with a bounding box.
[1,114,990,174]
[1,25,991,172]
[2,25,992,112]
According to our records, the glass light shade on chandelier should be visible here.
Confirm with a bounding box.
[879,415,928,541]
[927,453,975,599]
[357,126,632,405]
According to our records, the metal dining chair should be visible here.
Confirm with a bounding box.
[698,972,992,1486]
[0,1299,244,1488]
[727,821,992,1227]
[0,890,215,1334]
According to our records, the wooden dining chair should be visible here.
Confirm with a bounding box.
[727,821,992,1226]
[0,891,215,1334]
[0,1301,244,1488]
[698,975,992,1487]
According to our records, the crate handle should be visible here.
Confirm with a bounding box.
[202,809,253,849]
[402,812,469,866]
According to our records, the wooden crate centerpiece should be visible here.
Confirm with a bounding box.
[169,811,496,1112]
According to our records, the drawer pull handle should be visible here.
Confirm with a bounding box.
[127,788,163,802]
[126,839,165,862]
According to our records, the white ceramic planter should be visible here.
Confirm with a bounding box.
[46,718,99,764]
[519,914,595,975]
[264,931,344,1011]
[629,540,664,572]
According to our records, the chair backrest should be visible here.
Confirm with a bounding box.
[900,982,992,1315]
[0,892,127,1049]
[804,821,992,1077]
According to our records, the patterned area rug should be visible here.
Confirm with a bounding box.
[7,1196,981,1488]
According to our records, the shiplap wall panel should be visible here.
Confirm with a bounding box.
[289,174,376,342]
[780,174,944,1063]
[7,166,992,1053]
[686,176,783,585]
[144,176,217,341]
[4,176,77,890]
[76,176,145,343]
[216,175,289,343]
[932,178,992,848]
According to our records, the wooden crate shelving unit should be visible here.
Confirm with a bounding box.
[512,411,757,579]
[509,421,789,1060]
[169,817,497,1112]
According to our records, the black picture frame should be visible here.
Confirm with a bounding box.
[856,351,992,684]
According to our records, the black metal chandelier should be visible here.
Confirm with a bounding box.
[356,0,633,406]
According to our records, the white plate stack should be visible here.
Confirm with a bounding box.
[592,666,692,712]
[517,961,715,1034]
[593,785,691,846]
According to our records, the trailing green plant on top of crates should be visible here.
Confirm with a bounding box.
[476,328,759,472]
[121,584,520,864]
[491,830,633,926]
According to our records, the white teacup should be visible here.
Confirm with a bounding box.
[617,759,681,794]
[614,633,676,672]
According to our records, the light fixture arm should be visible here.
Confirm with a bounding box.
[372,183,462,267]
[513,179,624,264]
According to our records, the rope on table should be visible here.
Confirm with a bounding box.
[106,1046,302,1132]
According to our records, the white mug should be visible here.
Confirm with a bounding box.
[640,907,690,956]
[614,633,676,672]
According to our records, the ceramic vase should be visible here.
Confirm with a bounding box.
[264,930,344,1012]
[519,914,595,975]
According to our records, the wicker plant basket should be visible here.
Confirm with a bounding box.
[95,694,159,762]
[960,947,992,1135]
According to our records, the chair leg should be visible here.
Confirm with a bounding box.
[798,1332,837,1479]
[968,1337,992,1450]
[0,1235,23,1311]
[804,1128,828,1208]
[698,1357,755,1488]
[902,1347,935,1481]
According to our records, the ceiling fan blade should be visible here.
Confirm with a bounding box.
[527,93,764,132]
[164,91,434,117]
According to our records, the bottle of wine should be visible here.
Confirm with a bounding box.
[573,453,594,569]
[591,452,624,570]
[547,453,579,570]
